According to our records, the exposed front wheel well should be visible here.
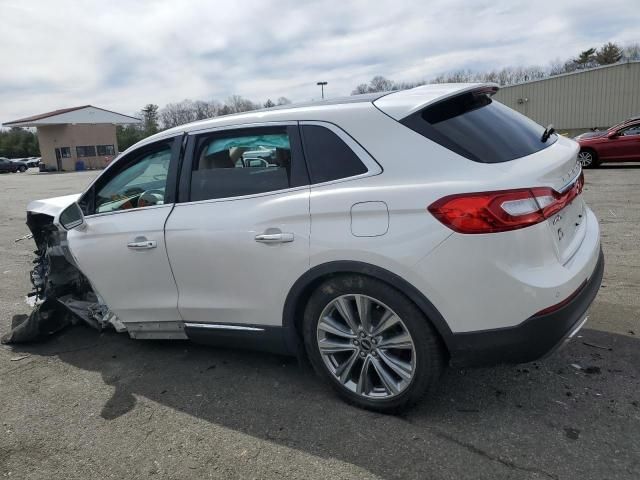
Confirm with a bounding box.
[282,262,453,359]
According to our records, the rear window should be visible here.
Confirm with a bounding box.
[401,91,556,163]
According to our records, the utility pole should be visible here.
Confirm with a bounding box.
[316,81,328,99]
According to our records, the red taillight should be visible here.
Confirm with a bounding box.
[428,172,584,234]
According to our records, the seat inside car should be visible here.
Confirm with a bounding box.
[200,149,235,169]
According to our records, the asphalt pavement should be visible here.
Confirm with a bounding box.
[1,167,638,479]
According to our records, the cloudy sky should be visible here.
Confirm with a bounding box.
[1,0,638,122]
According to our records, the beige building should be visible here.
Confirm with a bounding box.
[494,61,640,137]
[3,105,141,171]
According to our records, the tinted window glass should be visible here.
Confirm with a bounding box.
[94,146,171,214]
[301,125,367,183]
[620,124,640,136]
[190,127,294,201]
[402,92,557,163]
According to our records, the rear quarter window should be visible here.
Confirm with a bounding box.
[301,125,368,183]
[401,91,557,163]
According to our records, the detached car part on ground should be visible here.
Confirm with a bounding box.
[4,83,604,413]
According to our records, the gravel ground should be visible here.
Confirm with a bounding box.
[1,167,639,480]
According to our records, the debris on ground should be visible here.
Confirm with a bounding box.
[583,366,602,375]
[582,341,612,351]
[10,354,30,362]
[1,300,75,344]
[564,427,581,440]
[570,364,602,375]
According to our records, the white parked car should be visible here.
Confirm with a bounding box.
[12,83,603,412]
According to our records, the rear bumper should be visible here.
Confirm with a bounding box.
[449,247,604,367]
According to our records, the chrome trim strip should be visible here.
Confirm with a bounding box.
[183,322,265,332]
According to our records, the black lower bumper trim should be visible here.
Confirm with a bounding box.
[449,248,604,367]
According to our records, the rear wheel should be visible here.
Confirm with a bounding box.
[578,149,599,168]
[303,275,445,412]
[18,166,27,172]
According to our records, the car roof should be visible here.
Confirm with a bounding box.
[138,83,497,147]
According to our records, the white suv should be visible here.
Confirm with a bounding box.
[17,83,603,412]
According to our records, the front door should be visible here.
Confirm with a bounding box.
[613,123,640,161]
[55,148,62,171]
[68,137,182,325]
[164,124,310,328]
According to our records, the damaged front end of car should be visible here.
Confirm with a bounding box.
[2,201,124,344]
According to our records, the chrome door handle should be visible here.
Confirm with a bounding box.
[127,239,157,250]
[254,232,294,244]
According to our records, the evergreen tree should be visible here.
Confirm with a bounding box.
[596,42,623,65]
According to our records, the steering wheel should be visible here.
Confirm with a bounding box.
[137,189,165,208]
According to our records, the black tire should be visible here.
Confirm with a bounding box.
[302,274,445,413]
[579,148,600,168]
[18,166,27,172]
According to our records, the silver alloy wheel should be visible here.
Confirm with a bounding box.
[316,294,416,399]
[578,151,593,167]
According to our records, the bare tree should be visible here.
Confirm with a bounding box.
[368,76,394,92]
[351,83,369,95]
[623,43,640,61]
[224,95,259,114]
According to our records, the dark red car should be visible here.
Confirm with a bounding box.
[576,117,640,167]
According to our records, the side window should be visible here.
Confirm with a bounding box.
[190,126,297,201]
[97,144,116,155]
[620,125,640,136]
[301,125,367,184]
[76,146,97,157]
[92,144,172,214]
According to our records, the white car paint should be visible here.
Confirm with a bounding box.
[66,204,181,325]
[29,83,600,344]
[27,193,80,217]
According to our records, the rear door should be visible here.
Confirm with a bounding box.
[68,137,183,326]
[164,123,310,329]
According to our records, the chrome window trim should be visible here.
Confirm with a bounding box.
[84,202,173,219]
[298,120,382,183]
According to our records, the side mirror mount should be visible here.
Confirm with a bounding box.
[59,202,85,231]
[607,130,618,139]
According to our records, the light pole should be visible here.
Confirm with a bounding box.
[317,81,328,99]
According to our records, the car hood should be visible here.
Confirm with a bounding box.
[27,194,80,217]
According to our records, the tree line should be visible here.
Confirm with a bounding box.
[351,41,640,94]
[5,40,638,156]
[117,95,291,150]
[0,128,40,158]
